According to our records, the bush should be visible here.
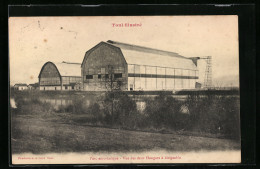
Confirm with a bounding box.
[101,91,139,128]
[144,93,181,129]
[113,93,139,128]
[13,96,55,115]
[11,90,240,139]
[88,103,104,124]
[185,94,240,139]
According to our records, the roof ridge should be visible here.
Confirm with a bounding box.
[107,40,189,59]
[61,61,81,65]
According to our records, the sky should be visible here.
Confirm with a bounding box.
[9,16,239,87]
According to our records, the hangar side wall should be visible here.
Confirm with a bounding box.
[61,76,82,90]
[40,86,62,91]
[127,64,199,91]
[82,43,128,91]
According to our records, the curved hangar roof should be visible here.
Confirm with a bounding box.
[39,61,81,78]
[55,61,81,76]
[107,40,197,70]
[84,40,197,70]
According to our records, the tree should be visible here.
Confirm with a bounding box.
[103,65,123,91]
[101,65,124,125]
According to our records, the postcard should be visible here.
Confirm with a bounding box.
[9,16,240,164]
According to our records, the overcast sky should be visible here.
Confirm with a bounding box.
[9,16,239,87]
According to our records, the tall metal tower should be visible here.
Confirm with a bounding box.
[190,56,213,89]
[201,56,212,88]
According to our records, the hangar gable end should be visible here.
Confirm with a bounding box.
[38,62,61,78]
[82,42,127,75]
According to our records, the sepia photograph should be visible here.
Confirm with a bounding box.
[9,16,240,164]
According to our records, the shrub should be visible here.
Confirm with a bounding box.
[98,91,140,128]
[88,103,104,124]
[11,90,240,139]
[113,93,139,128]
[185,93,240,139]
[13,96,55,115]
[144,93,181,129]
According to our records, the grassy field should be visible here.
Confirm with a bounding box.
[11,112,240,154]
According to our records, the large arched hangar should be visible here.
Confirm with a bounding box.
[81,40,199,91]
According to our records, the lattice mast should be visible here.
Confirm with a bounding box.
[202,56,212,88]
[190,56,213,89]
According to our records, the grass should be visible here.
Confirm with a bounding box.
[11,90,241,154]
[11,112,240,154]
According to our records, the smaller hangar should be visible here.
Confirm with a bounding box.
[38,61,81,91]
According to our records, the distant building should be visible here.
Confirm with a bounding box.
[28,83,39,90]
[14,83,28,90]
[81,40,199,91]
[38,61,81,91]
